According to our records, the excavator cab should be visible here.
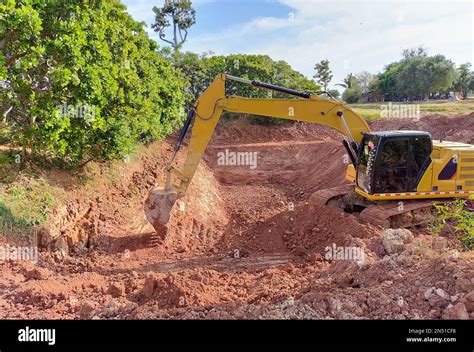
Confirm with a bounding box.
[356,131,432,195]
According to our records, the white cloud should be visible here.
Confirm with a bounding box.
[122,0,473,91]
[185,0,473,90]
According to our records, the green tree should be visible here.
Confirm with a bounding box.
[355,71,375,95]
[453,63,473,99]
[375,49,456,101]
[313,59,332,91]
[336,73,356,89]
[396,54,455,100]
[152,0,196,57]
[327,89,340,99]
[402,46,428,59]
[172,53,320,124]
[1,0,185,165]
[342,87,361,103]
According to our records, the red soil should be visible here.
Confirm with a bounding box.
[0,113,473,320]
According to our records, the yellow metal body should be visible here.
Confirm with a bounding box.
[355,141,474,200]
[172,73,370,196]
[171,73,474,201]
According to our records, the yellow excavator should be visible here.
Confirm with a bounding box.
[144,73,474,233]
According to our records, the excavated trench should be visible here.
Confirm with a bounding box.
[0,115,473,320]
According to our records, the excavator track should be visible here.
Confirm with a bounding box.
[358,200,435,228]
[312,185,436,229]
[310,184,355,207]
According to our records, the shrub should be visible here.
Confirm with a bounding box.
[342,87,361,103]
[1,0,185,166]
[429,198,474,250]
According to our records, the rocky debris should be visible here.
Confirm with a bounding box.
[433,237,448,251]
[424,287,435,300]
[460,290,474,312]
[1,114,474,321]
[22,267,53,281]
[101,299,120,318]
[140,273,188,308]
[442,303,470,320]
[381,229,414,254]
[54,236,69,254]
[106,282,125,298]
[78,301,96,319]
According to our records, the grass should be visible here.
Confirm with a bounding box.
[351,99,474,121]
[0,178,64,235]
[0,148,66,238]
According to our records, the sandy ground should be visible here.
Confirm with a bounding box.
[0,113,473,320]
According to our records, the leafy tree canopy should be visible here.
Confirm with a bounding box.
[1,0,185,165]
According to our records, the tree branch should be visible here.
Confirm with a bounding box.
[159,30,174,46]
[0,29,14,50]
[179,29,188,46]
[2,106,13,124]
[5,51,30,67]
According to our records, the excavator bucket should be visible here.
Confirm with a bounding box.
[144,173,178,236]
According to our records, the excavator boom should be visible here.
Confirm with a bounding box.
[145,73,474,234]
[144,73,370,233]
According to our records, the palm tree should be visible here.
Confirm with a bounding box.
[336,73,356,89]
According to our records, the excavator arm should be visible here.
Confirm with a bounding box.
[144,73,370,233]
[172,73,370,196]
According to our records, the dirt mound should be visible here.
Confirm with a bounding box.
[210,118,340,145]
[370,113,474,143]
[276,202,380,256]
[39,141,229,257]
[138,270,228,309]
[205,139,347,193]
[159,162,229,253]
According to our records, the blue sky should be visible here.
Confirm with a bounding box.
[122,0,473,91]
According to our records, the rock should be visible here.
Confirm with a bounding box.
[442,303,470,320]
[382,229,414,254]
[428,309,441,319]
[433,237,448,251]
[79,301,95,319]
[397,297,405,307]
[455,275,474,292]
[102,299,119,318]
[106,282,125,298]
[428,294,449,309]
[449,250,460,261]
[54,236,69,254]
[460,290,474,312]
[36,227,54,248]
[141,274,158,299]
[52,251,66,262]
[23,267,53,281]
[424,287,435,300]
[435,288,448,299]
